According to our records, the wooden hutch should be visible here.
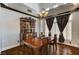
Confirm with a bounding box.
[20,17,36,45]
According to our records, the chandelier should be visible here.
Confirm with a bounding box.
[38,8,49,18]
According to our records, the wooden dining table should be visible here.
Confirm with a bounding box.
[23,37,49,54]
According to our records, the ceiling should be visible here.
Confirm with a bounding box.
[24,3,65,12]
[38,3,64,11]
[4,3,79,17]
[23,3,79,16]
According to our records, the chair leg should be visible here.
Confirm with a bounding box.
[53,44,57,55]
[48,45,51,54]
[56,44,57,50]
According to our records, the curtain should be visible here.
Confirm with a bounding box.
[46,17,54,36]
[56,14,70,43]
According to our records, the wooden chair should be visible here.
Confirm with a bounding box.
[49,34,57,51]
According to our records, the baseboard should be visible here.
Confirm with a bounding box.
[1,43,20,51]
[0,48,2,54]
[58,42,79,48]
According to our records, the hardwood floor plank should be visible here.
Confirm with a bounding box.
[1,44,79,55]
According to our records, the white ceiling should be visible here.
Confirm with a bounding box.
[38,3,64,11]
[4,3,79,17]
[23,3,79,16]
[23,3,65,12]
[49,3,79,16]
[23,3,40,12]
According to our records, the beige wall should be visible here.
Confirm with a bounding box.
[72,11,79,47]
[0,7,26,51]
[0,6,39,51]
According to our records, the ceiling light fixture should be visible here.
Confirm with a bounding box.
[38,8,49,18]
[42,10,45,14]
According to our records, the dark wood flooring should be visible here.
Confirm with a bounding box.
[1,44,79,55]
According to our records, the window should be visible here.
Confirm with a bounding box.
[45,15,72,42]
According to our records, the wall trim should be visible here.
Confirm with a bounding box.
[1,43,20,52]
[58,42,79,48]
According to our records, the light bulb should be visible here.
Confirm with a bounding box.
[42,11,45,14]
[44,12,48,17]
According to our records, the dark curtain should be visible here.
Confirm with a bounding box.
[56,14,70,43]
[46,17,54,36]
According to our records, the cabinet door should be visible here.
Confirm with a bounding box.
[20,20,26,31]
[20,19,26,42]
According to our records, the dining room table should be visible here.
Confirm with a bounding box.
[23,37,49,55]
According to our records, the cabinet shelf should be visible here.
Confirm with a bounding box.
[20,17,36,42]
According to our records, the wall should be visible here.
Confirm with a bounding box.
[63,11,79,47]
[44,11,79,48]
[0,6,2,53]
[0,6,39,51]
[0,7,26,51]
[72,11,79,47]
[34,17,40,37]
